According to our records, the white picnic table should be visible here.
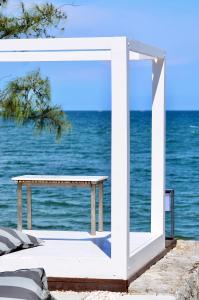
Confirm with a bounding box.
[11,175,108,235]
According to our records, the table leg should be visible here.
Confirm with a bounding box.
[27,186,32,230]
[91,184,96,235]
[17,183,22,231]
[98,183,104,232]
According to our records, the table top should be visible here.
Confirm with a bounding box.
[12,175,108,184]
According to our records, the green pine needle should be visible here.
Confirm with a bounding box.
[0,1,67,39]
[0,1,70,141]
[0,70,71,140]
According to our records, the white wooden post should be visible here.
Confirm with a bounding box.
[151,58,165,237]
[27,185,32,230]
[111,37,130,279]
[17,183,22,231]
[98,183,103,232]
[91,184,96,235]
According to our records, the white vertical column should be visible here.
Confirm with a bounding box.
[151,58,165,237]
[111,37,130,279]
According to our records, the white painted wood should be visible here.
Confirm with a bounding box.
[129,52,153,61]
[111,37,130,279]
[128,234,165,278]
[98,183,103,232]
[2,36,166,279]
[0,230,158,280]
[27,186,32,230]
[0,50,111,62]
[17,183,22,231]
[151,59,165,237]
[0,37,115,52]
[12,175,108,183]
[0,50,154,62]
[91,185,96,235]
[0,37,164,60]
[128,39,165,59]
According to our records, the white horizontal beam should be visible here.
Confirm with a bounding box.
[128,39,165,59]
[0,38,165,60]
[129,52,153,60]
[0,50,111,62]
[0,50,156,62]
[0,37,116,52]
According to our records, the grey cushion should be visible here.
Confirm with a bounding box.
[0,268,54,300]
[0,227,42,256]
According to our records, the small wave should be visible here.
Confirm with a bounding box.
[0,204,8,208]
[190,125,199,128]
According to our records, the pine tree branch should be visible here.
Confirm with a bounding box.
[0,70,71,140]
[0,1,70,140]
[0,2,67,39]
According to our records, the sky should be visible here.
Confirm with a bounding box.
[1,0,199,110]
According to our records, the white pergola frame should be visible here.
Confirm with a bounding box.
[0,37,165,280]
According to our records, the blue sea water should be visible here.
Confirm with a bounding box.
[0,111,198,240]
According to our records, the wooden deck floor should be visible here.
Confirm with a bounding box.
[0,231,157,277]
[0,230,175,291]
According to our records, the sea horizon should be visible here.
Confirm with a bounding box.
[0,111,198,240]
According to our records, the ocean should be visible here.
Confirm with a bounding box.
[0,111,198,240]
